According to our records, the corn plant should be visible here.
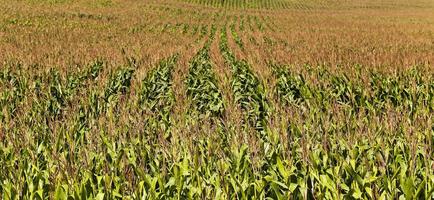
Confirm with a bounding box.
[220,26,270,133]
[104,65,135,104]
[272,64,312,106]
[186,46,225,118]
[138,55,177,138]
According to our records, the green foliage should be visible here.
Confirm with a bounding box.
[186,47,225,118]
[272,64,434,116]
[272,64,312,106]
[220,26,270,133]
[138,55,178,138]
[104,66,135,104]
[230,22,244,50]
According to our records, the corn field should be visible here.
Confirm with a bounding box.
[0,0,433,199]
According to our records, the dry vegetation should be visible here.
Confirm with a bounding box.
[0,0,433,199]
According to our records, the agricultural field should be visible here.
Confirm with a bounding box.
[0,0,434,199]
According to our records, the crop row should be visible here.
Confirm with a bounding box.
[186,26,225,119]
[230,22,244,50]
[272,64,434,114]
[138,56,177,138]
[180,0,293,9]
[219,26,270,134]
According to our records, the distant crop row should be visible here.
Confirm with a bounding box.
[180,0,295,9]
